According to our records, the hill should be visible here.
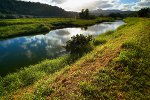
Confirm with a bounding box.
[0,0,77,18]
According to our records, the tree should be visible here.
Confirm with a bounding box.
[79,9,90,19]
[79,9,85,19]
[85,9,89,19]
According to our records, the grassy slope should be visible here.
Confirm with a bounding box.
[0,18,150,99]
[0,17,113,39]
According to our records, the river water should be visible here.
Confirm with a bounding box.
[0,20,125,76]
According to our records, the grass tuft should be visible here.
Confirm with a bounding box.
[93,39,107,46]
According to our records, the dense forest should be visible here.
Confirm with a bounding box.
[0,0,77,18]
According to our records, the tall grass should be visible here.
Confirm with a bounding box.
[0,54,80,96]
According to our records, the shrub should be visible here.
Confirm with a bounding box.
[65,34,93,54]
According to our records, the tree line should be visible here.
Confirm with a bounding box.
[78,8,150,19]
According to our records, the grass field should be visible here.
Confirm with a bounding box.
[0,17,150,99]
[0,17,113,39]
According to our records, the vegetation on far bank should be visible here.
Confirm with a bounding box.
[0,17,150,99]
[0,17,113,39]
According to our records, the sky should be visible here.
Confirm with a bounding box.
[20,0,150,11]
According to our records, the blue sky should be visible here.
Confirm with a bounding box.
[21,0,150,11]
[120,0,139,4]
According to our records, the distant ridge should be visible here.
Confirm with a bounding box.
[90,9,134,16]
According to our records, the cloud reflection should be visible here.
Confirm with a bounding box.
[0,21,125,71]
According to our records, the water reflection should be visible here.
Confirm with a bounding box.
[0,20,125,76]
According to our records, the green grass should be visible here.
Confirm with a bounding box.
[1,17,150,99]
[0,54,81,97]
[93,39,107,46]
[33,84,54,99]
[79,18,150,99]
[0,17,113,39]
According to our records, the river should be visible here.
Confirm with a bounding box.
[0,20,125,76]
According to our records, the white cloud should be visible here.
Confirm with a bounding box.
[133,0,150,10]
[57,0,121,11]
[20,0,150,11]
[111,0,150,11]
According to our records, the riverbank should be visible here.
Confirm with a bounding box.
[0,21,124,77]
[0,17,114,39]
[1,18,150,99]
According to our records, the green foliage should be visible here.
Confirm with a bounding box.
[79,9,96,19]
[104,30,114,35]
[79,18,150,99]
[93,39,107,46]
[19,71,46,86]
[21,93,35,100]
[117,42,150,99]
[118,50,138,70]
[0,0,71,18]
[80,69,118,99]
[81,40,150,99]
[0,24,50,38]
[79,81,98,98]
[0,17,113,39]
[94,69,118,99]
[34,85,54,98]
[65,34,93,54]
[108,13,125,19]
[138,8,150,17]
[120,42,146,71]
[0,77,5,96]
[0,54,80,96]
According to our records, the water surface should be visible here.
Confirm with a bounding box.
[0,21,125,76]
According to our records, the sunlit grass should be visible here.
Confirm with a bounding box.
[0,17,113,38]
[0,54,81,97]
[1,17,150,99]
[79,18,150,99]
